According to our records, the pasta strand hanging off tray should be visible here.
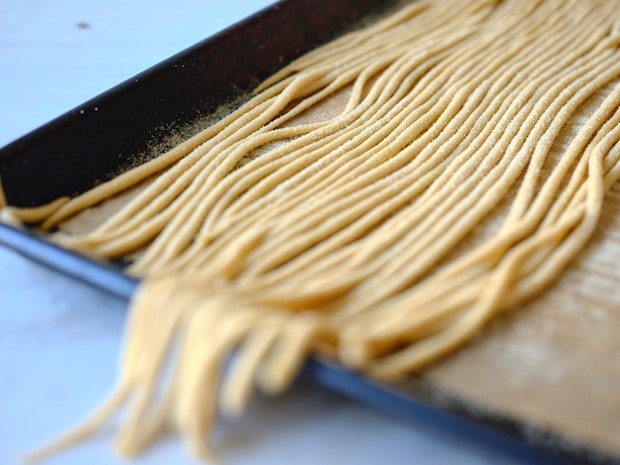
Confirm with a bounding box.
[6,0,620,461]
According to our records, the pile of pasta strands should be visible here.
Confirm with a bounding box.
[6,0,620,461]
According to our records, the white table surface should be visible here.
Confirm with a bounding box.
[0,2,530,464]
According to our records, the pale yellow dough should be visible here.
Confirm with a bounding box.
[6,0,620,461]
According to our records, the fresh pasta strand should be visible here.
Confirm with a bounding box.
[6,0,620,462]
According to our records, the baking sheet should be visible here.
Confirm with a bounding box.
[1,1,619,463]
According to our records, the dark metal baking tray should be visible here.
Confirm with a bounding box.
[1,1,617,464]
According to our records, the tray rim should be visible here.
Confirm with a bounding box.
[0,219,597,465]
